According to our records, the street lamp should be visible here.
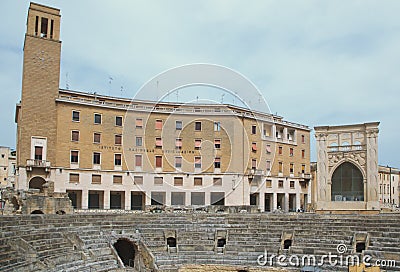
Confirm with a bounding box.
[387,165,392,205]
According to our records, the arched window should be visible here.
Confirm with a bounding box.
[354,141,362,150]
[29,176,46,192]
[331,162,364,201]
[340,142,350,151]
[329,142,338,152]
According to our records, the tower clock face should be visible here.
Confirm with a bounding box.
[33,50,53,70]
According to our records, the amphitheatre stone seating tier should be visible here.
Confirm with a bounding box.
[0,213,399,272]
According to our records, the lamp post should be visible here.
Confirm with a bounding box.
[388,165,392,205]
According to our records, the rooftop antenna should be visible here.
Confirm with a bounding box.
[65,72,70,90]
[221,93,225,104]
[120,86,124,97]
[196,96,199,103]
[108,76,113,96]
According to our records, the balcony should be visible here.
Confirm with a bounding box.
[26,159,51,172]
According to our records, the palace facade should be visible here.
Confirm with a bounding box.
[15,3,311,212]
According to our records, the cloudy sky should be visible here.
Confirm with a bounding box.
[0,1,399,165]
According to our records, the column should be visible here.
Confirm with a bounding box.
[273,192,277,211]
[104,189,110,209]
[82,189,88,210]
[284,193,289,212]
[125,190,131,210]
[259,192,265,211]
[296,192,301,211]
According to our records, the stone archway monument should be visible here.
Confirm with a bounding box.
[313,122,380,213]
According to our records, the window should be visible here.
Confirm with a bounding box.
[194,177,203,186]
[266,179,272,188]
[40,17,48,37]
[195,139,201,149]
[214,157,221,169]
[174,177,183,186]
[155,137,162,148]
[94,113,102,124]
[194,157,201,169]
[154,177,163,185]
[136,137,143,147]
[289,148,294,157]
[175,138,182,149]
[93,133,101,144]
[266,160,271,171]
[71,130,79,142]
[278,180,284,188]
[214,139,221,149]
[252,159,257,170]
[69,173,79,183]
[214,122,221,131]
[266,144,272,154]
[176,120,182,130]
[191,192,205,205]
[114,154,122,166]
[135,118,143,128]
[279,162,283,173]
[151,192,165,205]
[34,146,43,160]
[135,155,142,167]
[115,135,122,145]
[92,174,101,184]
[302,150,305,158]
[155,120,163,130]
[278,146,283,155]
[113,175,123,184]
[290,163,294,174]
[134,176,143,185]
[213,177,222,186]
[70,151,79,163]
[171,192,185,205]
[114,116,122,126]
[50,19,54,39]
[301,164,306,174]
[155,156,163,168]
[301,135,305,143]
[252,142,257,152]
[195,121,202,131]
[175,157,182,168]
[35,16,39,35]
[252,125,257,134]
[210,192,225,205]
[93,152,101,165]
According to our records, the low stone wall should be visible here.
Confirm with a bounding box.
[178,264,293,272]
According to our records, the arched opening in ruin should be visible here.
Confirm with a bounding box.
[283,239,292,249]
[113,238,136,267]
[217,238,226,248]
[31,210,44,214]
[56,210,66,215]
[331,162,364,201]
[29,176,46,192]
[167,237,176,247]
[356,242,366,253]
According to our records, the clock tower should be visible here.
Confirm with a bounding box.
[16,3,61,190]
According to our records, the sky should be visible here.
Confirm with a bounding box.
[0,1,399,166]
